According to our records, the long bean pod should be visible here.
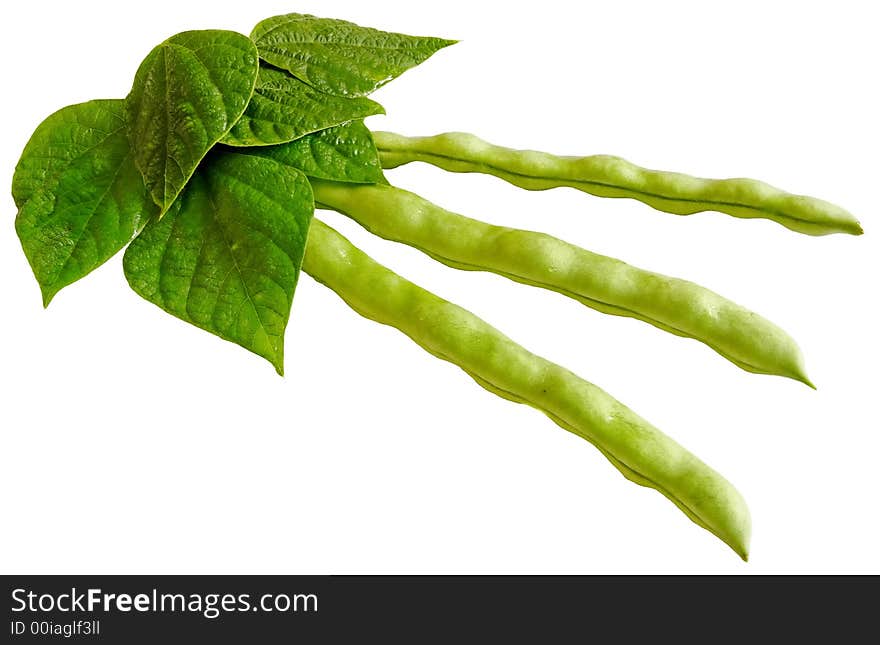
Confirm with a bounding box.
[372,131,863,236]
[311,180,812,385]
[302,218,752,559]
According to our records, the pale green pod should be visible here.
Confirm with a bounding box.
[302,218,752,559]
[311,180,812,386]
[372,131,863,236]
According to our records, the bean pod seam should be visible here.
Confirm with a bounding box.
[311,179,812,385]
[372,131,863,236]
[302,217,752,560]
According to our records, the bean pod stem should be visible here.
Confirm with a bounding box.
[372,131,863,236]
[302,217,752,559]
[311,179,813,386]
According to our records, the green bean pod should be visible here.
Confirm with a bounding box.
[310,180,813,386]
[372,131,863,236]
[302,218,752,559]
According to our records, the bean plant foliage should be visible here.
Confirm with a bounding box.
[14,13,454,374]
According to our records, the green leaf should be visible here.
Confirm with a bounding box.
[221,66,384,147]
[237,120,385,184]
[124,29,259,213]
[13,99,158,305]
[123,151,313,374]
[251,13,456,97]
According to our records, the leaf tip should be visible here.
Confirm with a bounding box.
[269,342,285,377]
[40,285,58,308]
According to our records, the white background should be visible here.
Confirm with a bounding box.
[1,0,877,573]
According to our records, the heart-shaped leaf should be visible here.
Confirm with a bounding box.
[13,99,158,305]
[221,66,384,147]
[125,29,259,213]
[251,13,456,97]
[123,152,313,374]
[237,120,384,183]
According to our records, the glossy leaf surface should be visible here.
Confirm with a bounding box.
[123,152,313,373]
[13,99,158,305]
[125,30,259,212]
[222,66,384,146]
[251,13,455,97]
[238,120,384,183]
